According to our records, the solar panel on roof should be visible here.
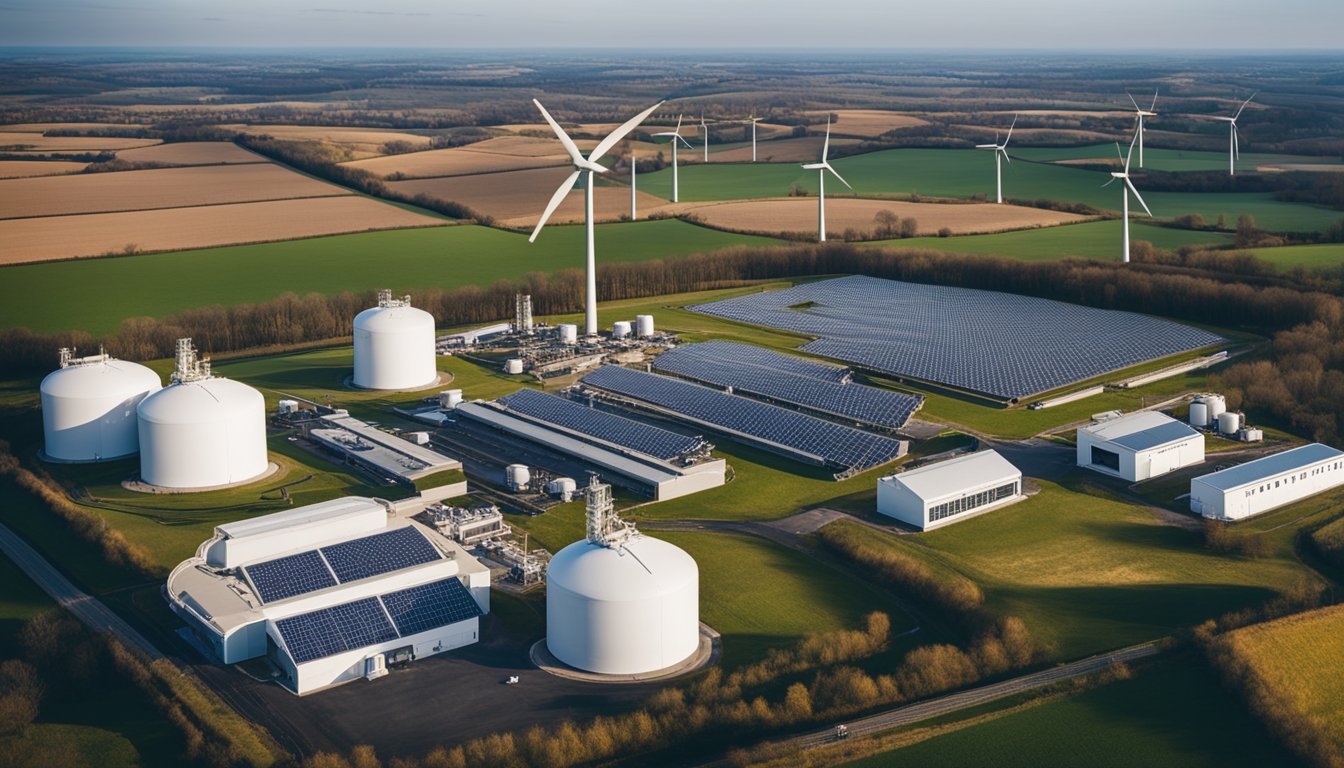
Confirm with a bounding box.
[582,365,904,474]
[320,526,440,584]
[497,388,705,460]
[274,597,398,664]
[380,578,482,637]
[243,550,337,604]
[687,275,1225,400]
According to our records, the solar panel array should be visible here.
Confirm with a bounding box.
[274,597,398,664]
[674,340,852,383]
[243,550,337,604]
[497,388,705,461]
[652,342,923,430]
[242,526,443,605]
[320,526,441,584]
[688,275,1225,400]
[582,365,904,473]
[381,578,483,637]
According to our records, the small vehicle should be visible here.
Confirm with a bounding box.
[505,675,520,685]
[834,724,850,740]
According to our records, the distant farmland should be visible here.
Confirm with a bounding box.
[113,141,265,166]
[685,197,1086,237]
[0,131,160,152]
[868,219,1233,261]
[0,160,87,178]
[806,108,929,137]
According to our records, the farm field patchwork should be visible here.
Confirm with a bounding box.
[0,159,87,178]
[807,109,929,136]
[867,219,1233,261]
[112,140,265,165]
[343,143,568,178]
[684,197,1086,237]
[221,124,434,157]
[1249,243,1344,270]
[0,131,159,151]
[708,135,863,163]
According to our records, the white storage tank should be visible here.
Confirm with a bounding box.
[546,477,578,501]
[636,314,655,338]
[1205,394,1227,422]
[546,533,699,675]
[352,290,437,390]
[439,389,463,409]
[1189,400,1209,428]
[276,399,299,415]
[137,340,268,490]
[1218,411,1242,435]
[506,463,530,491]
[1239,427,1264,443]
[40,348,161,463]
[612,321,632,340]
[504,358,524,375]
[558,324,579,345]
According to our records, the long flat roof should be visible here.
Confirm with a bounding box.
[1194,443,1344,492]
[215,496,382,540]
[883,449,1020,500]
[1084,411,1199,452]
[317,412,460,479]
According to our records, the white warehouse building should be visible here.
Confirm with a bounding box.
[40,347,161,463]
[353,290,437,391]
[1190,443,1344,521]
[166,496,490,695]
[877,450,1023,531]
[1077,411,1204,482]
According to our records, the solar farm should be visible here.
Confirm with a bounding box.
[496,387,710,462]
[243,526,443,604]
[689,275,1227,401]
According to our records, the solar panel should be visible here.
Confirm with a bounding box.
[380,578,482,637]
[582,365,904,474]
[653,343,923,430]
[320,526,441,584]
[687,275,1225,401]
[274,597,398,664]
[672,340,851,382]
[497,388,707,460]
[243,550,337,604]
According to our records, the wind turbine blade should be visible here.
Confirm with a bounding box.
[1127,92,1141,112]
[677,134,693,149]
[1234,92,1256,120]
[675,114,683,133]
[1124,129,1138,173]
[822,118,831,161]
[528,170,582,242]
[1125,178,1152,217]
[1150,89,1159,112]
[1102,176,1118,188]
[825,163,852,189]
[533,99,585,166]
[1233,124,1240,158]
[587,100,664,164]
[1004,114,1017,146]
[1001,147,1011,164]
[1114,141,1124,163]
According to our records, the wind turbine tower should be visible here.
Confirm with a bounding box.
[1103,129,1153,264]
[653,115,693,203]
[700,114,710,162]
[1127,91,1158,168]
[1211,93,1256,176]
[800,119,851,243]
[746,115,762,161]
[975,114,1016,204]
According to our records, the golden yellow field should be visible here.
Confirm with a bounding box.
[680,197,1086,237]
[0,163,349,219]
[388,166,664,225]
[495,121,621,136]
[0,122,146,132]
[0,132,161,151]
[1224,603,1344,751]
[711,136,862,163]
[0,197,445,264]
[114,141,264,165]
[343,139,570,178]
[0,160,88,178]
[808,109,929,137]
[221,124,433,156]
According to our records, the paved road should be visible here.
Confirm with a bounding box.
[0,521,164,661]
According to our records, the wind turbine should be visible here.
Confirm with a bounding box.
[1102,129,1152,264]
[745,115,762,161]
[1127,90,1158,168]
[653,115,693,203]
[974,114,1016,204]
[801,118,851,243]
[629,152,638,221]
[528,98,664,336]
[700,114,710,163]
[1210,93,1256,176]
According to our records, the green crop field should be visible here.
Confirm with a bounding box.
[1010,143,1336,172]
[868,220,1232,262]
[0,219,780,335]
[1249,243,1344,270]
[842,656,1289,768]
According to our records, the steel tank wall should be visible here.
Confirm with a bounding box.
[137,379,268,489]
[546,536,699,675]
[352,305,437,390]
[40,360,161,462]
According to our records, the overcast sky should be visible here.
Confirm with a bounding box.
[0,0,1340,50]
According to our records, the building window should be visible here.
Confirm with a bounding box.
[928,481,1019,523]
[1091,446,1120,471]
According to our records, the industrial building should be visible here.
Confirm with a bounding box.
[304,411,466,501]
[1076,411,1204,482]
[353,290,437,390]
[166,496,490,695]
[1190,443,1344,521]
[136,339,268,490]
[545,478,699,676]
[877,450,1023,530]
[40,347,161,463]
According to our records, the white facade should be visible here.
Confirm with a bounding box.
[1191,443,1344,521]
[352,295,437,390]
[877,450,1023,531]
[1077,411,1204,482]
[546,535,698,675]
[40,356,161,462]
[137,377,269,489]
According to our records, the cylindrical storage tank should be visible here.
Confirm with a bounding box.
[1205,394,1227,421]
[1217,411,1242,435]
[41,359,161,462]
[636,314,655,338]
[352,302,437,390]
[612,321,632,340]
[504,358,524,375]
[546,477,577,501]
[277,398,299,414]
[506,464,530,491]
[558,324,578,345]
[1189,401,1209,428]
[546,535,699,675]
[137,378,268,489]
[439,389,463,409]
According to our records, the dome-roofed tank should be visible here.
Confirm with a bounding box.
[352,289,437,390]
[40,347,161,462]
[136,339,268,490]
[546,478,699,675]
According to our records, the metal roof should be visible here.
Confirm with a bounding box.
[1084,411,1198,452]
[316,412,460,479]
[882,450,1020,501]
[216,496,383,540]
[1193,443,1344,492]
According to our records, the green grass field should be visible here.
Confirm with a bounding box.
[1249,242,1344,270]
[842,655,1289,768]
[868,220,1232,262]
[0,220,779,335]
[1010,144,1336,172]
